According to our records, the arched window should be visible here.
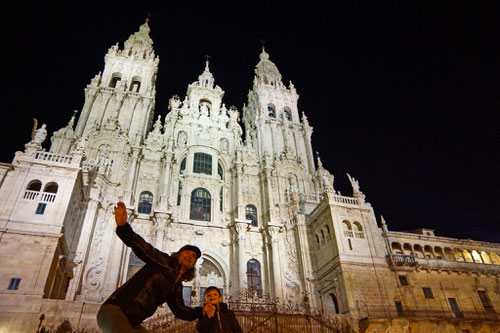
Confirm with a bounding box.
[138,191,153,214]
[247,259,262,295]
[330,293,340,314]
[109,73,122,88]
[463,249,473,262]
[481,251,492,264]
[218,161,224,180]
[414,245,424,258]
[424,245,434,259]
[342,221,352,230]
[245,205,258,227]
[219,187,223,212]
[434,247,444,259]
[44,182,58,194]
[190,188,211,221]
[180,157,186,174]
[268,105,276,118]
[283,107,292,121]
[403,243,413,256]
[392,242,403,254]
[353,222,363,232]
[490,252,500,265]
[27,180,42,191]
[177,182,183,206]
[471,250,483,263]
[126,251,145,281]
[193,153,212,175]
[130,76,141,92]
[454,249,464,261]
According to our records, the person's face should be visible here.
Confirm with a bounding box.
[204,289,222,305]
[178,250,197,269]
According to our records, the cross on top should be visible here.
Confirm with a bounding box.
[204,55,211,62]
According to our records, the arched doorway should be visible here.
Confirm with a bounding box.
[182,256,225,306]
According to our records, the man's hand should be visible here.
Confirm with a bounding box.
[114,202,128,227]
[202,301,216,318]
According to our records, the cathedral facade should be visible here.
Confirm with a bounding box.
[0,22,499,332]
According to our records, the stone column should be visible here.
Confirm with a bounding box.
[235,157,244,219]
[234,222,248,289]
[124,148,140,206]
[159,152,173,209]
[268,226,283,299]
[153,212,170,251]
[66,200,100,301]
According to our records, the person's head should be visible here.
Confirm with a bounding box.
[171,245,201,281]
[204,286,222,305]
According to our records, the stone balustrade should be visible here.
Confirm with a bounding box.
[34,151,73,165]
[23,190,57,203]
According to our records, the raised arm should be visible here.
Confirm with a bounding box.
[114,201,169,267]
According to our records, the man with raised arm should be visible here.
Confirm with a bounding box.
[97,202,215,333]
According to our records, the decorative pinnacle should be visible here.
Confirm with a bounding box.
[315,151,323,168]
[204,55,211,71]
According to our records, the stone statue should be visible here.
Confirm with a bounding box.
[178,131,187,145]
[199,102,209,117]
[220,138,229,153]
[347,173,361,194]
[289,174,298,192]
[170,95,181,110]
[33,124,47,145]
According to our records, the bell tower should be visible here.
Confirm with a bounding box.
[243,47,315,174]
[74,20,159,144]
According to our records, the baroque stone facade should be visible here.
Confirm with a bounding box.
[0,22,499,332]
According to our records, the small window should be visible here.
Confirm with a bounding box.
[268,106,276,118]
[325,225,330,235]
[398,275,409,286]
[36,203,47,215]
[395,301,404,316]
[245,205,258,227]
[130,77,141,92]
[190,188,211,221]
[138,191,153,214]
[348,239,353,250]
[218,161,223,180]
[193,153,212,175]
[180,157,186,174]
[422,287,434,299]
[44,183,58,193]
[478,291,494,313]
[177,182,183,206]
[219,187,223,212]
[8,278,21,290]
[316,235,320,244]
[27,180,42,191]
[109,74,122,88]
[284,108,292,121]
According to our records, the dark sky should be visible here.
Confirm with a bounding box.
[1,2,499,242]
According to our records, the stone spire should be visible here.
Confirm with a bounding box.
[197,58,215,89]
[123,19,155,60]
[254,46,283,86]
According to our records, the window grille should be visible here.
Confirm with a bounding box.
[8,278,21,290]
[193,153,212,175]
[245,205,258,227]
[36,203,47,215]
[190,188,211,221]
[138,191,153,214]
[422,287,434,299]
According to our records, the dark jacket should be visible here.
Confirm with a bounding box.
[196,303,242,333]
[103,223,202,327]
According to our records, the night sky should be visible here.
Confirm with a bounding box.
[1,2,499,242]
